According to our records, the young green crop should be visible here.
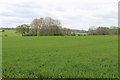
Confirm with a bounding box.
[2,35,118,78]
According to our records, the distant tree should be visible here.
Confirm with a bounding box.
[31,18,41,36]
[88,26,97,35]
[2,30,5,32]
[31,17,63,36]
[96,27,109,35]
[71,32,76,36]
[110,26,118,35]
[62,28,71,36]
[16,24,30,36]
[25,25,30,33]
[17,17,72,36]
[48,25,62,36]
[88,26,118,35]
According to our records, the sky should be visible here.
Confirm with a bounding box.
[0,0,119,30]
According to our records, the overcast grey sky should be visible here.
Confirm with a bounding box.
[0,0,119,30]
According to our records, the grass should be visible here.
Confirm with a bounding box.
[2,34,118,78]
[71,32,88,35]
[1,30,21,37]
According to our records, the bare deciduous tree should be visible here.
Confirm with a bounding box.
[30,17,63,36]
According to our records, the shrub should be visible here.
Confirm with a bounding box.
[78,34,82,36]
[2,34,8,37]
[71,34,76,36]
[2,30,5,32]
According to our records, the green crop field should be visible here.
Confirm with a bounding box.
[1,30,21,37]
[2,30,118,78]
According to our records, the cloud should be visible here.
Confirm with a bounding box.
[0,0,119,30]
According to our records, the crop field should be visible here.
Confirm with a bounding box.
[2,31,118,78]
[1,30,21,37]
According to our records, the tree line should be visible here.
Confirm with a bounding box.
[88,26,119,35]
[16,17,71,36]
[16,17,119,36]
